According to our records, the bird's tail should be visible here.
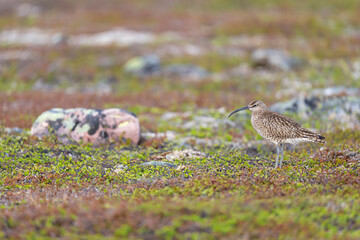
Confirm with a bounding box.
[299,128,326,144]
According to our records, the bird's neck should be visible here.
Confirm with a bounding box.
[251,109,268,119]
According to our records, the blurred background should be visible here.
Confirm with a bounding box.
[1,2,360,238]
[0,0,359,139]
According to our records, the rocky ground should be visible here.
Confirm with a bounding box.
[0,0,360,239]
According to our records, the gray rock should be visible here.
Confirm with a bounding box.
[32,78,57,91]
[311,86,359,97]
[162,64,208,80]
[157,44,204,57]
[160,111,192,121]
[272,87,360,114]
[0,50,34,61]
[124,55,208,80]
[178,136,239,148]
[141,131,177,141]
[123,55,161,76]
[352,61,360,80]
[0,28,66,46]
[113,164,128,173]
[183,116,238,130]
[97,57,115,68]
[140,161,177,168]
[68,28,156,47]
[16,4,41,19]
[271,96,322,114]
[251,48,303,71]
[270,87,360,128]
[82,77,116,94]
[4,127,25,134]
[165,149,206,161]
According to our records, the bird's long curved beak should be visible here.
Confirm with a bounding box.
[228,106,249,118]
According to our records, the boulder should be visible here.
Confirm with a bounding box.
[31,108,140,144]
[270,87,360,128]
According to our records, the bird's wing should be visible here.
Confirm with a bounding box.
[257,111,304,139]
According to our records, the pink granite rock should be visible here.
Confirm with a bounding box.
[31,108,140,145]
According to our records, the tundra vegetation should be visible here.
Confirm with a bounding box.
[0,0,360,239]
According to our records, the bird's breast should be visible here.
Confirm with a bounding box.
[251,115,267,138]
[251,113,279,144]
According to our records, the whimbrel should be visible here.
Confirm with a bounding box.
[228,100,325,168]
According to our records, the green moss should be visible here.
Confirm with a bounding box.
[0,0,360,238]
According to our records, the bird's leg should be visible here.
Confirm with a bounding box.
[275,145,280,168]
[279,143,284,168]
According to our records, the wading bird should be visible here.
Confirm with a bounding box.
[228,100,325,168]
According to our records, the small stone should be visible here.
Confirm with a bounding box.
[97,57,115,68]
[183,116,237,130]
[123,55,161,76]
[113,164,128,173]
[162,64,208,80]
[32,78,56,91]
[16,4,41,19]
[176,165,186,171]
[82,77,116,94]
[140,131,176,141]
[156,43,203,57]
[0,28,66,46]
[69,28,156,47]
[123,55,208,80]
[312,86,359,97]
[31,108,140,145]
[4,127,25,134]
[161,111,191,121]
[251,48,303,71]
[352,61,360,80]
[165,149,206,161]
[161,112,181,121]
[270,98,302,113]
[0,50,34,61]
[140,161,177,168]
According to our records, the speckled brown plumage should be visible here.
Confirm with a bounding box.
[251,108,326,145]
[228,100,326,168]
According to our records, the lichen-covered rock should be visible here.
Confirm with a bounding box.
[31,108,140,144]
[270,87,360,128]
[123,55,161,76]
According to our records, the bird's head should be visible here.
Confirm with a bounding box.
[228,100,267,118]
